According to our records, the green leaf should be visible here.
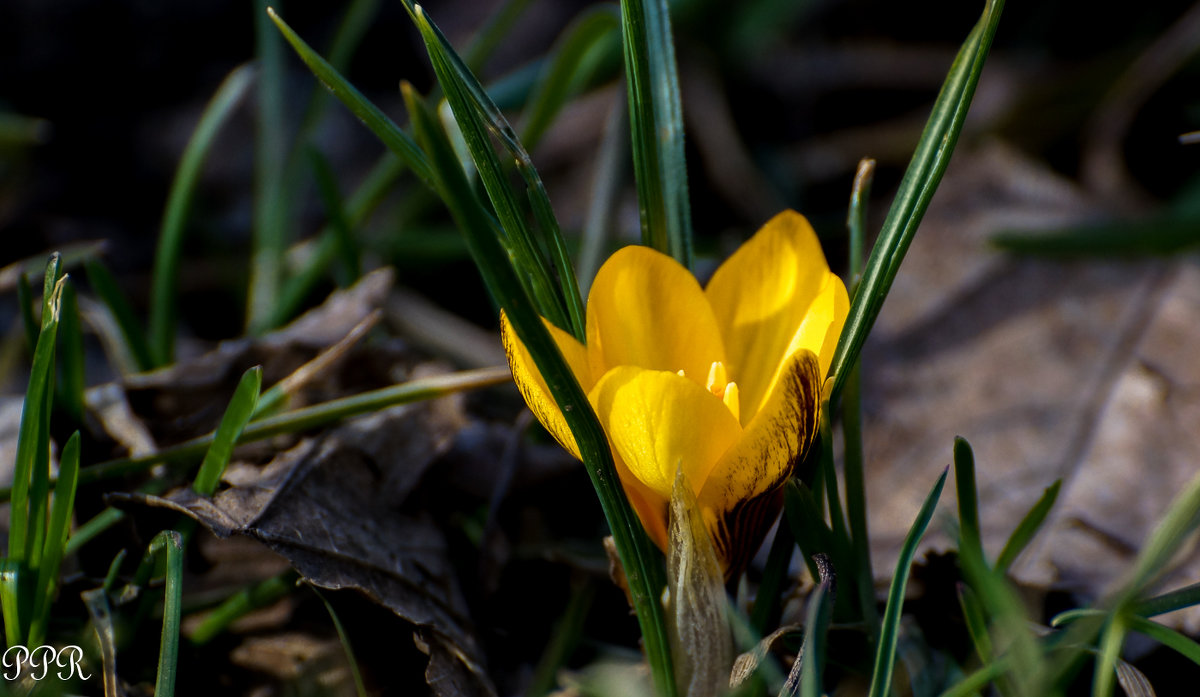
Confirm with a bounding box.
[57,282,85,424]
[994,479,1061,574]
[829,0,1005,402]
[190,571,297,645]
[867,468,947,697]
[403,82,676,697]
[620,0,692,268]
[193,366,263,497]
[799,558,834,697]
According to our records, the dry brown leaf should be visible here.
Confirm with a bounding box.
[861,141,1200,627]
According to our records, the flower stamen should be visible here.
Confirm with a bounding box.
[705,361,740,422]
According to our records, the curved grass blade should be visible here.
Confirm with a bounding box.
[995,479,1061,574]
[408,2,586,339]
[28,431,81,647]
[520,5,621,150]
[1054,609,1200,668]
[798,557,835,697]
[402,82,676,697]
[84,259,155,372]
[619,0,692,268]
[1134,581,1200,618]
[867,468,948,697]
[953,437,984,566]
[193,366,263,497]
[151,64,255,364]
[829,0,1005,402]
[268,9,434,187]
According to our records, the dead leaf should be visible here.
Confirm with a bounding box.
[117,384,493,696]
[861,141,1200,628]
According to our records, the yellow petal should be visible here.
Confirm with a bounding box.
[705,210,836,423]
[589,366,742,507]
[697,350,821,571]
[500,311,592,459]
[783,273,849,380]
[586,246,725,384]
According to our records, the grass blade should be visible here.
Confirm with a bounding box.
[306,148,362,286]
[408,2,586,338]
[149,531,184,697]
[520,5,621,150]
[268,9,434,187]
[953,437,984,566]
[0,367,511,500]
[829,0,1005,402]
[190,571,297,644]
[84,258,155,372]
[151,64,255,364]
[28,430,81,647]
[867,468,948,697]
[57,281,85,424]
[799,559,834,697]
[8,255,65,645]
[619,0,692,267]
[247,0,290,335]
[403,82,676,697]
[193,366,263,496]
[995,479,1061,574]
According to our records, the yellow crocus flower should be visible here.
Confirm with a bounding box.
[501,210,849,577]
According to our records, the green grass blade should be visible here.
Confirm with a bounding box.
[750,518,795,635]
[1121,467,1200,598]
[995,480,1061,574]
[294,0,381,142]
[956,583,992,663]
[619,0,692,267]
[193,366,263,497]
[247,0,290,335]
[1125,615,1200,667]
[28,431,81,646]
[17,271,38,351]
[462,0,536,72]
[312,586,370,697]
[992,215,1200,258]
[0,560,22,648]
[520,5,621,150]
[268,9,434,188]
[938,657,1012,697]
[408,3,585,338]
[151,64,255,365]
[149,531,184,697]
[271,153,406,327]
[190,571,297,644]
[0,367,511,499]
[9,256,65,644]
[867,468,948,697]
[847,158,876,287]
[84,259,155,372]
[306,148,362,286]
[1092,615,1126,697]
[828,0,1005,402]
[527,578,594,697]
[1133,581,1200,618]
[799,565,834,697]
[783,480,834,584]
[57,282,85,424]
[953,437,984,566]
[403,82,677,697]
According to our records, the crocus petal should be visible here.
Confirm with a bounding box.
[697,349,821,572]
[587,246,725,385]
[589,366,742,512]
[705,210,836,423]
[500,311,592,459]
[782,273,849,380]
